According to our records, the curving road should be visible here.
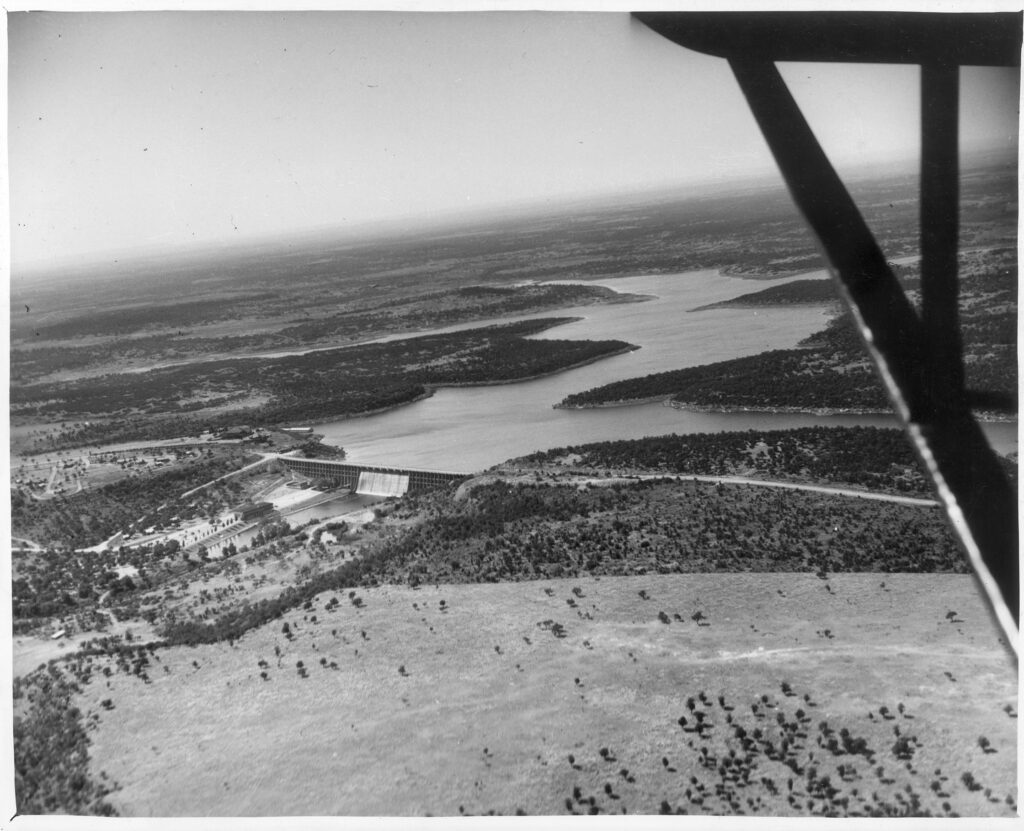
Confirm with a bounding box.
[676,474,938,507]
[571,472,938,507]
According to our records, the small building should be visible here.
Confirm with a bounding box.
[232,501,275,523]
[217,425,252,440]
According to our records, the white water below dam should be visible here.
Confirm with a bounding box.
[356,471,410,497]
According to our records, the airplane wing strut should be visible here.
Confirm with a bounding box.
[635,12,1022,652]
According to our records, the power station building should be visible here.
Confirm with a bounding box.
[232,501,276,522]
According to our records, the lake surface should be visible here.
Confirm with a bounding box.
[314,270,1017,472]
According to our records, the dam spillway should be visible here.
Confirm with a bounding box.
[276,456,467,495]
[356,470,410,497]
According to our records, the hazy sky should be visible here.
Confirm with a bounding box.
[7,10,1020,268]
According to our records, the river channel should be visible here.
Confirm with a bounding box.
[314,270,1018,472]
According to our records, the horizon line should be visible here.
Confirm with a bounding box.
[11,146,1014,278]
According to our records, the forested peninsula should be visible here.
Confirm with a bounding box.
[13,318,638,449]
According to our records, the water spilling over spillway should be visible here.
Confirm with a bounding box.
[356,470,410,497]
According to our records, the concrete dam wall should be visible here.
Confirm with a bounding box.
[277,456,467,495]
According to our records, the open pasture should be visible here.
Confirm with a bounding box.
[84,572,1016,817]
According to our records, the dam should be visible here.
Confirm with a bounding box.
[276,455,468,497]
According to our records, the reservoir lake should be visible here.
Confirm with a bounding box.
[314,270,1017,472]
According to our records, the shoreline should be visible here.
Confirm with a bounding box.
[554,394,669,410]
[556,396,1016,424]
[672,401,1018,423]
[720,265,822,281]
[298,389,439,426]
[689,299,840,313]
[430,344,642,390]
[669,401,894,417]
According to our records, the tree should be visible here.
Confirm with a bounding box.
[892,735,915,760]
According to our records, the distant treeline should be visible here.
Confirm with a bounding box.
[26,292,281,340]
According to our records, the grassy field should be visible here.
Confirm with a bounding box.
[83,572,1016,817]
